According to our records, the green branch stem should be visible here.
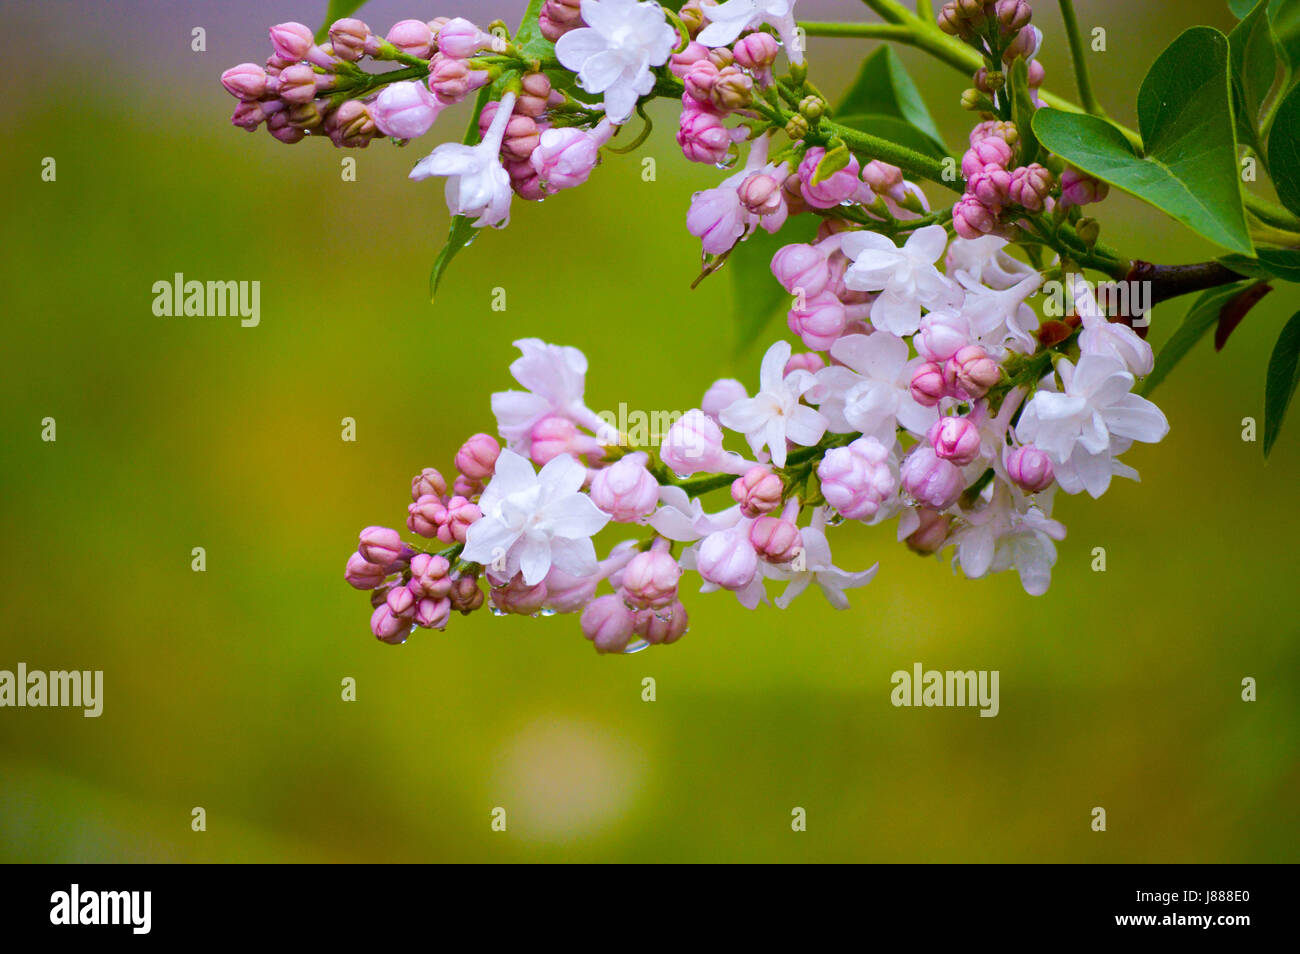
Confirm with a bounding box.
[1057,0,1105,117]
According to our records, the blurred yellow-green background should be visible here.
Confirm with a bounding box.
[1,0,1297,862]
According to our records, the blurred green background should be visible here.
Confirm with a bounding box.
[1,0,1296,862]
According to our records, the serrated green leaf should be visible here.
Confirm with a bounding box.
[1267,83,1300,214]
[836,47,946,153]
[731,216,819,352]
[1033,27,1253,255]
[1220,247,1300,281]
[1263,310,1300,454]
[1141,283,1250,396]
[316,1,371,42]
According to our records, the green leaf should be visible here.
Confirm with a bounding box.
[1220,247,1300,281]
[832,115,949,159]
[1142,283,1251,396]
[316,1,371,42]
[514,0,556,59]
[731,216,819,351]
[429,87,492,302]
[1229,0,1280,148]
[836,47,946,153]
[1263,310,1300,454]
[1267,83,1300,214]
[1231,0,1259,15]
[1033,27,1254,255]
[1267,0,1300,72]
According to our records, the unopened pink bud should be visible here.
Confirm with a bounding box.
[961,138,1014,178]
[910,362,948,407]
[358,526,404,565]
[409,553,452,599]
[916,311,969,363]
[635,601,689,645]
[676,103,732,164]
[455,433,500,481]
[731,465,783,518]
[407,495,447,538]
[449,573,485,614]
[702,378,748,422]
[738,172,783,216]
[270,22,314,62]
[442,496,482,544]
[231,101,268,131]
[437,17,490,58]
[684,59,721,103]
[386,582,418,617]
[581,594,637,653]
[529,415,596,466]
[669,41,710,79]
[661,409,738,476]
[1060,167,1109,208]
[372,80,442,140]
[697,527,758,590]
[788,291,847,352]
[953,194,1000,239]
[861,160,906,201]
[277,64,319,104]
[905,507,952,554]
[620,549,681,610]
[946,345,1002,398]
[415,597,451,629]
[490,574,549,615]
[266,111,307,143]
[968,167,1012,210]
[733,32,780,73]
[329,18,371,61]
[710,66,753,111]
[1008,163,1054,212]
[370,604,412,644]
[770,243,831,297]
[221,63,267,100]
[590,453,660,523]
[386,19,436,58]
[411,468,447,500]
[530,125,603,193]
[517,72,553,117]
[1005,444,1055,493]
[929,416,982,466]
[901,447,965,510]
[428,54,487,105]
[345,551,387,589]
[784,351,826,376]
[995,0,1033,31]
[817,437,897,521]
[749,512,802,564]
[798,147,862,209]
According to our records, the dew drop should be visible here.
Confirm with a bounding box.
[620,639,651,655]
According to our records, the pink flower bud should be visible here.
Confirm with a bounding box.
[407,495,447,538]
[928,416,982,466]
[697,527,759,590]
[490,574,549,615]
[370,604,413,644]
[731,465,783,518]
[749,512,802,564]
[1005,444,1055,493]
[904,507,952,554]
[910,362,948,407]
[277,64,319,104]
[590,453,660,523]
[345,551,387,589]
[677,102,733,164]
[415,597,451,630]
[386,19,436,58]
[449,573,485,613]
[221,63,267,100]
[770,243,831,297]
[266,111,306,143]
[386,582,418,617]
[269,22,314,62]
[733,32,780,73]
[669,42,710,79]
[785,351,825,376]
[231,101,268,131]
[1060,167,1109,208]
[969,120,1018,146]
[581,594,637,653]
[409,553,452,599]
[529,415,599,466]
[358,526,404,566]
[861,160,906,201]
[453,474,484,498]
[710,66,754,111]
[455,433,500,481]
[329,18,371,61]
[411,467,447,501]
[684,59,722,104]
[702,379,748,422]
[517,71,553,117]
[428,54,487,105]
[1027,59,1046,88]
[542,566,599,613]
[441,496,482,544]
[901,447,965,510]
[817,437,898,521]
[1008,163,1054,212]
[372,80,443,140]
[634,601,689,645]
[661,409,739,476]
[738,172,783,216]
[530,125,604,193]
[945,345,1002,398]
[968,167,1011,210]
[953,194,1000,240]
[961,138,1013,178]
[437,18,491,58]
[326,100,376,148]
[621,549,681,610]
[798,147,862,209]
[916,311,970,362]
[787,291,847,352]
[996,0,1033,31]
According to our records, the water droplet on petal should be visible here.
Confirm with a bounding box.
[620,638,651,655]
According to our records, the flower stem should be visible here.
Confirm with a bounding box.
[1058,0,1105,117]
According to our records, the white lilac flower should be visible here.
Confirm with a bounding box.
[841,224,960,337]
[409,91,516,227]
[463,450,611,585]
[814,333,937,445]
[648,485,742,541]
[719,340,828,467]
[1015,354,1168,498]
[960,271,1044,357]
[764,509,879,609]
[491,338,612,452]
[951,484,1065,596]
[698,1,803,65]
[554,0,677,124]
[945,235,1039,291]
[1073,276,1154,377]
